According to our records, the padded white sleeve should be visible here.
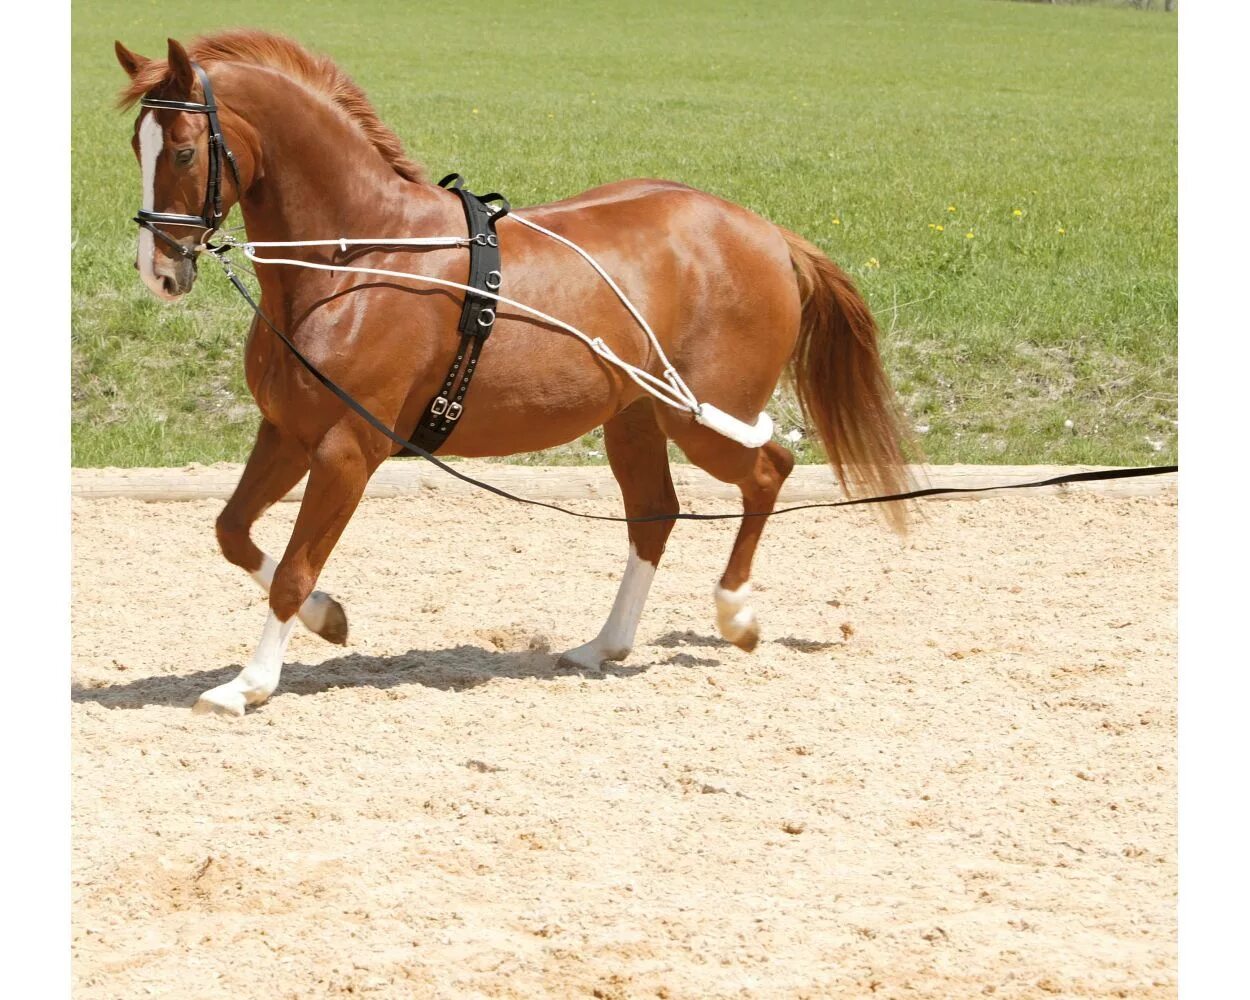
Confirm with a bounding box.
[694,404,775,448]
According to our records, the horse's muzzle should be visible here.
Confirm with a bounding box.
[145,253,197,301]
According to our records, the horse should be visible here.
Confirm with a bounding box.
[114,31,914,717]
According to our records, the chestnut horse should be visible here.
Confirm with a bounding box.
[115,31,912,717]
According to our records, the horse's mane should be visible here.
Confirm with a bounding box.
[116,29,427,183]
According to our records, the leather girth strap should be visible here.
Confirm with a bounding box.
[408,174,510,454]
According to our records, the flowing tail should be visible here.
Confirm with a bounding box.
[780,228,919,532]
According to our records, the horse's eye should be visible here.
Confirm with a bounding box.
[175,148,195,166]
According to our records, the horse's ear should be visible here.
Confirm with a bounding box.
[166,38,195,94]
[114,41,149,79]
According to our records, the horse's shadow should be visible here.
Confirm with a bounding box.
[70,639,720,712]
[72,629,838,711]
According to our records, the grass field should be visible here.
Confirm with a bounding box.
[71,0,1176,468]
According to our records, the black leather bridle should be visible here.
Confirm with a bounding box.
[133,62,241,259]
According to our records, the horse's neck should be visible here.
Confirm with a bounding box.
[229,70,424,244]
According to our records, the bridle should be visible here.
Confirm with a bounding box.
[133,62,241,260]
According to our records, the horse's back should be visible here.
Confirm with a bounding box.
[523,178,787,253]
[517,177,798,328]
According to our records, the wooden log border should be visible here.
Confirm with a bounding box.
[70,461,1177,505]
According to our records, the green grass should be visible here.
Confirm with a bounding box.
[72,0,1176,468]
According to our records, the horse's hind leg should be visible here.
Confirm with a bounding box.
[558,399,677,670]
[196,421,376,716]
[713,441,795,650]
[658,414,794,651]
[216,419,348,644]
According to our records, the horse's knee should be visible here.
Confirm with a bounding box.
[269,557,314,623]
[216,510,261,572]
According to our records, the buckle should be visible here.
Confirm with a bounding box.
[430,396,449,417]
[446,402,463,421]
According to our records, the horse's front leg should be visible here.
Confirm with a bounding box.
[196,422,377,717]
[217,418,348,644]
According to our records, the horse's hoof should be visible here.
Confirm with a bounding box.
[310,592,349,645]
[728,624,760,653]
[557,646,603,672]
[193,686,247,718]
[557,642,628,672]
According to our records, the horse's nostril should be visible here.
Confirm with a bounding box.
[161,275,177,295]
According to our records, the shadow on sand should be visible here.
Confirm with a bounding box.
[70,637,730,711]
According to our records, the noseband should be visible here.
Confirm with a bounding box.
[134,62,241,260]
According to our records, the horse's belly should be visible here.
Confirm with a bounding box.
[434,355,635,458]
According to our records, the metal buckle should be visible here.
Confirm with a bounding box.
[430,396,449,417]
[485,270,502,290]
[477,308,495,328]
[446,402,463,421]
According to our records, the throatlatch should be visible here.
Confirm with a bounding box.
[408,174,510,454]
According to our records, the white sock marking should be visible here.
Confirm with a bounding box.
[715,582,758,644]
[561,544,656,668]
[250,554,332,634]
[195,610,295,717]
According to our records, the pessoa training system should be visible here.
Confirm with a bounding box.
[136,61,1176,524]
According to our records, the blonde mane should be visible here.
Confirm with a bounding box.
[117,29,427,183]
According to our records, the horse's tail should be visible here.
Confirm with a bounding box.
[780,227,918,532]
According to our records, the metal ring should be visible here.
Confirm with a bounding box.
[473,233,489,246]
[486,234,499,247]
[485,270,502,289]
[477,308,495,328]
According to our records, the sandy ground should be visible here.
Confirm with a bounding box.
[71,483,1176,999]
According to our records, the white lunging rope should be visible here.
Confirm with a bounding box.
[507,214,701,414]
[237,216,774,447]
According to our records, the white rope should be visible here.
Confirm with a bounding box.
[507,214,700,410]
[236,214,776,446]
[241,244,698,414]
[237,236,470,250]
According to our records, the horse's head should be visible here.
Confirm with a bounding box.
[116,38,247,302]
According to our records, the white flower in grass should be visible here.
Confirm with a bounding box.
[784,429,803,443]
[915,423,930,434]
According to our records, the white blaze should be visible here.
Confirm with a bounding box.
[136,112,168,298]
